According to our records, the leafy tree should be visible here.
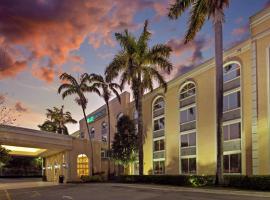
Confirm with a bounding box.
[0,146,10,165]
[58,73,100,175]
[168,0,229,184]
[38,105,77,135]
[111,115,138,167]
[0,94,18,125]
[106,20,172,175]
[89,73,121,178]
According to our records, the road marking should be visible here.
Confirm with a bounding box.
[4,190,11,200]
[62,195,73,200]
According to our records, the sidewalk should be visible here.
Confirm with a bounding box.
[111,183,270,198]
[0,180,58,190]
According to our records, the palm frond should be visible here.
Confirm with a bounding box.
[61,88,78,99]
[184,0,208,43]
[168,0,195,19]
[58,83,74,94]
[59,73,78,86]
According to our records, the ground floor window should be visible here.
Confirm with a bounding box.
[77,154,89,177]
[223,153,241,173]
[181,157,196,174]
[153,160,165,174]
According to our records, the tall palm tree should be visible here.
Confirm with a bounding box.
[89,73,121,178]
[38,106,77,135]
[106,20,173,175]
[58,73,100,175]
[168,0,229,185]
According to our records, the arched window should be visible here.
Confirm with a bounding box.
[101,122,107,142]
[223,62,242,174]
[133,109,138,119]
[179,82,197,174]
[152,96,165,175]
[77,154,89,177]
[117,112,124,121]
[90,127,95,138]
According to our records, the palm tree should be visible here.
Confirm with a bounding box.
[58,73,100,175]
[168,0,229,185]
[106,20,173,175]
[38,106,77,135]
[46,106,77,135]
[89,73,121,178]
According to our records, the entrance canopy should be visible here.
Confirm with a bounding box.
[0,125,73,157]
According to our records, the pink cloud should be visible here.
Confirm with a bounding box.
[14,102,28,112]
[0,0,166,83]
[235,17,243,24]
[231,26,248,36]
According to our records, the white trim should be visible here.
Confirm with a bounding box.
[223,150,241,155]
[179,103,196,111]
[222,118,241,126]
[153,136,165,142]
[223,107,241,114]
[153,158,165,162]
[180,155,196,159]
[224,76,240,84]
[250,11,270,27]
[223,87,241,96]
[180,129,196,135]
[153,115,165,120]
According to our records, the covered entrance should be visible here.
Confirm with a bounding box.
[0,125,101,183]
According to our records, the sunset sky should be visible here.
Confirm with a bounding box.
[0,0,269,134]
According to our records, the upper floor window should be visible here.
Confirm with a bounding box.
[180,83,196,99]
[154,139,165,152]
[180,107,196,124]
[77,154,89,177]
[117,112,124,121]
[181,132,196,148]
[223,63,241,83]
[90,127,95,138]
[153,97,165,111]
[154,117,165,131]
[223,122,241,141]
[133,109,138,119]
[223,91,241,112]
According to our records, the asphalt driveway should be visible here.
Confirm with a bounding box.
[1,183,270,200]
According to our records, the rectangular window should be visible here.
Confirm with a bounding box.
[223,122,241,141]
[180,107,196,124]
[181,132,196,147]
[223,91,241,112]
[154,139,165,151]
[154,117,165,131]
[223,153,241,173]
[101,135,107,142]
[153,160,165,174]
[181,158,196,174]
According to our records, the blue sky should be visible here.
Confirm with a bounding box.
[0,0,269,133]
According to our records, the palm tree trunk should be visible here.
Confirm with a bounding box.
[82,106,95,176]
[106,102,111,179]
[137,89,144,175]
[214,13,224,185]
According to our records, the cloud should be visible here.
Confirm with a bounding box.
[231,25,248,36]
[167,36,211,78]
[0,47,27,79]
[14,102,28,112]
[0,0,167,83]
[235,17,243,24]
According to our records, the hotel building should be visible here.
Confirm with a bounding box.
[0,6,269,182]
[79,6,270,176]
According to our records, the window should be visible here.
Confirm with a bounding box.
[223,91,241,112]
[101,150,108,158]
[181,132,196,147]
[223,122,241,141]
[153,97,164,111]
[90,127,95,138]
[180,107,196,124]
[224,153,241,173]
[133,110,138,119]
[223,63,240,82]
[181,158,196,174]
[154,139,165,152]
[117,112,124,121]
[180,83,196,99]
[77,154,89,177]
[153,160,165,174]
[154,117,164,131]
[101,122,107,142]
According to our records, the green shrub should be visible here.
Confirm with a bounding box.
[115,175,270,191]
[81,175,105,183]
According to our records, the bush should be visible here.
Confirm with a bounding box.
[115,175,270,191]
[81,175,105,183]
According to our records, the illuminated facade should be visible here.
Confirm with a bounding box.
[80,6,270,176]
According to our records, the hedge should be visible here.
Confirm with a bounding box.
[114,175,270,191]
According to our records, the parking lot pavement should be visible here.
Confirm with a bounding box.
[1,183,270,200]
